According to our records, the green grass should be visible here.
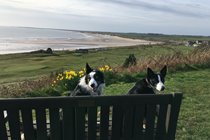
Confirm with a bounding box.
[168,70,210,140]
[1,44,210,139]
[104,69,210,139]
[0,44,192,84]
[91,31,210,41]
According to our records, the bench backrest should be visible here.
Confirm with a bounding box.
[0,93,182,140]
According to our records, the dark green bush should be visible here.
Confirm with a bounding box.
[123,54,137,68]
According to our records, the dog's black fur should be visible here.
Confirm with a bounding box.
[128,66,167,95]
[127,66,167,129]
[71,63,105,96]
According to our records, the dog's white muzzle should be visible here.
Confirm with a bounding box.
[156,75,165,91]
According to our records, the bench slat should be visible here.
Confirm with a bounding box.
[88,107,97,140]
[167,94,183,140]
[145,104,156,140]
[62,107,75,140]
[111,105,123,140]
[132,105,145,140]
[0,110,8,140]
[7,108,21,140]
[49,108,62,140]
[122,105,134,140]
[21,109,36,140]
[75,107,86,140]
[155,104,168,140]
[36,108,48,140]
[100,106,110,140]
[0,94,174,108]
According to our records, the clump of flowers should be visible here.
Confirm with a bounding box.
[99,65,112,72]
[52,65,112,92]
[52,70,81,91]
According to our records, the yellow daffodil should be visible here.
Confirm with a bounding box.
[99,67,105,72]
[52,64,112,88]
[69,71,77,77]
[104,65,109,70]
[78,70,84,77]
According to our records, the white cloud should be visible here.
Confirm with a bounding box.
[0,0,210,35]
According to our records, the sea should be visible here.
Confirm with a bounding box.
[0,26,99,54]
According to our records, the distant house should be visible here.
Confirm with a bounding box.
[185,41,196,47]
[196,40,203,45]
[185,40,210,47]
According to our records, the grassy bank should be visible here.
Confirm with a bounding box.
[0,44,193,97]
[0,44,192,84]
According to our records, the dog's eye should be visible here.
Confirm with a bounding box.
[86,75,91,81]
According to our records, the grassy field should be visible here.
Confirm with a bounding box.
[0,44,192,84]
[1,44,210,139]
[105,69,210,139]
[88,31,210,42]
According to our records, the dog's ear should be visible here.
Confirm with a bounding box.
[147,67,155,78]
[160,65,167,77]
[86,63,93,74]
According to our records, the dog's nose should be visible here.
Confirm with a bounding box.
[161,86,165,91]
[90,84,95,88]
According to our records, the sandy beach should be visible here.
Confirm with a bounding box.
[14,33,159,46]
[0,27,160,54]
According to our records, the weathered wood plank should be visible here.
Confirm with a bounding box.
[145,104,156,140]
[0,110,8,140]
[7,108,21,140]
[21,108,36,140]
[111,105,123,140]
[62,107,75,140]
[155,104,168,140]
[0,94,173,108]
[166,93,183,140]
[75,107,86,140]
[36,108,48,140]
[100,106,110,140]
[49,108,62,140]
[132,105,145,140]
[122,105,134,140]
[88,107,97,140]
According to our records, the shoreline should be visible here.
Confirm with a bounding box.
[0,33,161,55]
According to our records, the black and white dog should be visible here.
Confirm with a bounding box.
[128,66,167,95]
[71,63,105,96]
[127,66,167,129]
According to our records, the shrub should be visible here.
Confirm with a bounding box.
[123,54,137,68]
[46,48,53,54]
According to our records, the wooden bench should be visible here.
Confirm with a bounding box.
[0,93,182,140]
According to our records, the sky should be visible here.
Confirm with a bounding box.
[0,0,210,36]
